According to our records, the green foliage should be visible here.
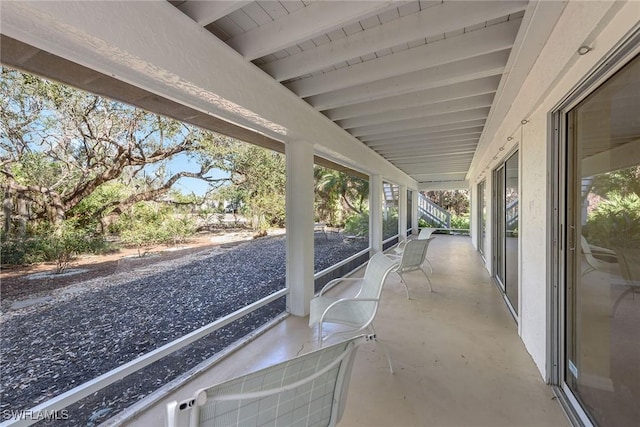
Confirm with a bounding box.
[450,214,470,230]
[590,166,640,199]
[423,190,470,215]
[383,207,399,239]
[418,218,439,228]
[69,182,129,229]
[117,202,196,256]
[1,221,110,270]
[585,192,640,248]
[1,68,218,237]
[344,211,369,237]
[207,144,285,233]
[314,167,369,226]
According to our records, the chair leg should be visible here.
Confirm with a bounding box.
[317,324,324,348]
[420,267,433,292]
[425,258,433,274]
[365,333,394,374]
[612,287,635,316]
[397,272,411,299]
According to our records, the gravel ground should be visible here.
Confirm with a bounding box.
[0,233,368,426]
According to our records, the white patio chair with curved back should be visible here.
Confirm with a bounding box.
[308,252,399,372]
[580,235,618,276]
[391,237,435,299]
[166,335,369,427]
[393,227,436,273]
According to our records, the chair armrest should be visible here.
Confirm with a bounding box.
[319,277,361,296]
[320,298,380,322]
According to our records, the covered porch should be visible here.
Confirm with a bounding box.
[118,235,568,427]
[2,1,638,425]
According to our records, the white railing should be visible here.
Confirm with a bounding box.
[313,247,370,280]
[506,199,518,230]
[417,194,451,228]
[1,289,288,427]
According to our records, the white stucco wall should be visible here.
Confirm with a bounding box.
[468,0,639,379]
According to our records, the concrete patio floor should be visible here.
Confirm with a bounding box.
[121,235,569,427]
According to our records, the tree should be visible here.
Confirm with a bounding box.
[423,190,470,215]
[314,166,368,225]
[206,143,286,233]
[0,68,225,235]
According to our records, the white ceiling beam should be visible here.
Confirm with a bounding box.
[468,0,570,179]
[376,140,480,154]
[361,120,487,142]
[380,146,479,160]
[309,50,509,110]
[226,1,397,60]
[0,1,416,187]
[287,19,520,97]
[366,129,484,147]
[384,149,478,161]
[399,158,474,166]
[262,0,528,81]
[178,1,252,26]
[339,94,494,130]
[418,180,470,191]
[360,119,487,143]
[350,108,490,138]
[403,166,472,174]
[393,153,475,164]
[325,76,500,121]
[397,165,474,174]
[415,177,469,184]
[413,172,468,180]
[375,145,480,159]
[372,134,481,148]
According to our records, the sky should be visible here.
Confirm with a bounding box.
[165,152,230,197]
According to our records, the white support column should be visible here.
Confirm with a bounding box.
[286,140,315,317]
[398,185,407,242]
[411,190,419,235]
[370,174,383,255]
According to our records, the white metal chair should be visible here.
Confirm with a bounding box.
[308,253,398,370]
[393,227,436,273]
[166,335,369,427]
[580,235,618,276]
[391,237,435,299]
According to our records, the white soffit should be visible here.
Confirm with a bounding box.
[1,0,568,187]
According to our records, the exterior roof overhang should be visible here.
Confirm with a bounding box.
[0,1,568,188]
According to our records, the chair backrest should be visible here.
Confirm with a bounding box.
[397,237,434,272]
[166,335,366,427]
[417,227,436,240]
[358,252,400,300]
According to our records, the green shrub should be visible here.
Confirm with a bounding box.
[383,207,399,239]
[450,214,470,230]
[116,202,196,256]
[585,192,640,248]
[1,222,110,270]
[418,218,439,228]
[344,211,369,237]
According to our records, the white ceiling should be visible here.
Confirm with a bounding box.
[169,0,529,183]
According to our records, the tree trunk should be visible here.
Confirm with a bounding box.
[3,190,13,234]
[17,193,28,236]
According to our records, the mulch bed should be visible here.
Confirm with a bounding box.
[0,233,368,426]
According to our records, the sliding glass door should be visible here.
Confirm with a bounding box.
[494,151,519,316]
[477,180,486,258]
[561,53,639,426]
